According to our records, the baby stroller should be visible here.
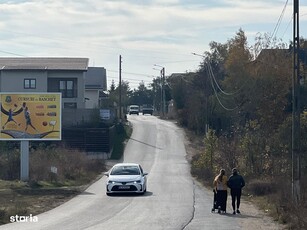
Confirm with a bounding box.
[211,189,226,213]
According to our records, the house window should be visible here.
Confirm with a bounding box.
[60,80,75,98]
[64,102,77,108]
[24,79,36,89]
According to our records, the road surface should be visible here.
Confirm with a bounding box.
[1,115,283,230]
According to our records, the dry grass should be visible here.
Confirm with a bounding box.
[184,128,307,229]
[0,146,106,225]
[0,180,82,225]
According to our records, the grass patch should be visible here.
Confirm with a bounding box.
[246,195,279,220]
[0,145,106,226]
[110,122,132,160]
[0,180,83,225]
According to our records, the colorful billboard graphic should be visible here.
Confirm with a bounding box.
[0,93,61,140]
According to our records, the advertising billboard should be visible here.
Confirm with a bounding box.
[0,93,61,140]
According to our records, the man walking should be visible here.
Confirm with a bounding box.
[227,168,245,214]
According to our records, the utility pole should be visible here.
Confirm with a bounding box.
[119,55,122,122]
[292,0,301,203]
[154,64,166,117]
[160,74,163,115]
[161,67,165,117]
[192,52,210,134]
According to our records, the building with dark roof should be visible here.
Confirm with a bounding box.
[0,57,89,109]
[0,57,88,70]
[0,57,110,126]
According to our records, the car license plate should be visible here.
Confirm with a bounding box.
[119,185,130,189]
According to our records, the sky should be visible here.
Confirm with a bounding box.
[0,0,306,89]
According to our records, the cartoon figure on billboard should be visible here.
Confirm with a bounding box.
[24,106,39,133]
[1,104,23,130]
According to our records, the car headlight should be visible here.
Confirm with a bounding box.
[108,180,115,184]
[134,180,141,184]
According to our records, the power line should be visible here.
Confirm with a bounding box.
[107,69,153,78]
[281,17,292,39]
[0,29,195,59]
[107,75,152,83]
[0,49,27,57]
[205,63,238,111]
[207,62,239,96]
[269,0,289,45]
[281,13,307,40]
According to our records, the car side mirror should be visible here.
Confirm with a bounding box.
[104,172,109,177]
[143,172,148,176]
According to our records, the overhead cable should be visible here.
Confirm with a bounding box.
[207,62,239,96]
[269,0,289,45]
[205,63,238,111]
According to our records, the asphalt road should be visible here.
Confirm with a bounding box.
[0,115,272,230]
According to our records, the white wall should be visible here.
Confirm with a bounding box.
[85,90,99,109]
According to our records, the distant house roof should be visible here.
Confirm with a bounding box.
[249,49,293,68]
[256,49,292,60]
[84,67,107,91]
[169,72,196,80]
[99,91,109,98]
[170,73,186,77]
[0,57,89,70]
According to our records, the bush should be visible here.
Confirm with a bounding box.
[0,150,20,180]
[248,179,277,196]
[29,146,105,185]
[191,154,214,183]
[0,209,6,224]
[111,123,131,160]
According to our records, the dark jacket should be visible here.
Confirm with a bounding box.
[227,173,245,190]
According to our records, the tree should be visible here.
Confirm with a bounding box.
[151,77,162,112]
[129,81,153,106]
[109,80,116,92]
[109,80,131,114]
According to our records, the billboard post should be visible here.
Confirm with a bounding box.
[20,140,29,181]
[0,93,62,181]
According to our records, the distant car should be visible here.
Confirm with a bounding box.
[104,163,148,195]
[128,105,139,115]
[142,104,153,115]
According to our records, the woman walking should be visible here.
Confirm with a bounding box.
[213,169,228,213]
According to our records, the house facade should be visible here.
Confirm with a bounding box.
[0,57,109,126]
[84,67,107,109]
[0,57,88,109]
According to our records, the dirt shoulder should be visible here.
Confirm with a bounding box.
[0,176,104,225]
[183,128,287,230]
[238,200,286,230]
[0,184,80,225]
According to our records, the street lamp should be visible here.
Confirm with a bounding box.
[154,65,165,117]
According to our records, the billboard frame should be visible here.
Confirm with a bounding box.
[0,92,62,141]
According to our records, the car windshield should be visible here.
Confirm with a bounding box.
[110,166,140,175]
[130,106,138,110]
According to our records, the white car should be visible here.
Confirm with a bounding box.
[104,163,148,195]
[128,105,139,115]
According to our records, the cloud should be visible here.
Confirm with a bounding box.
[0,1,297,50]
[0,0,306,89]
